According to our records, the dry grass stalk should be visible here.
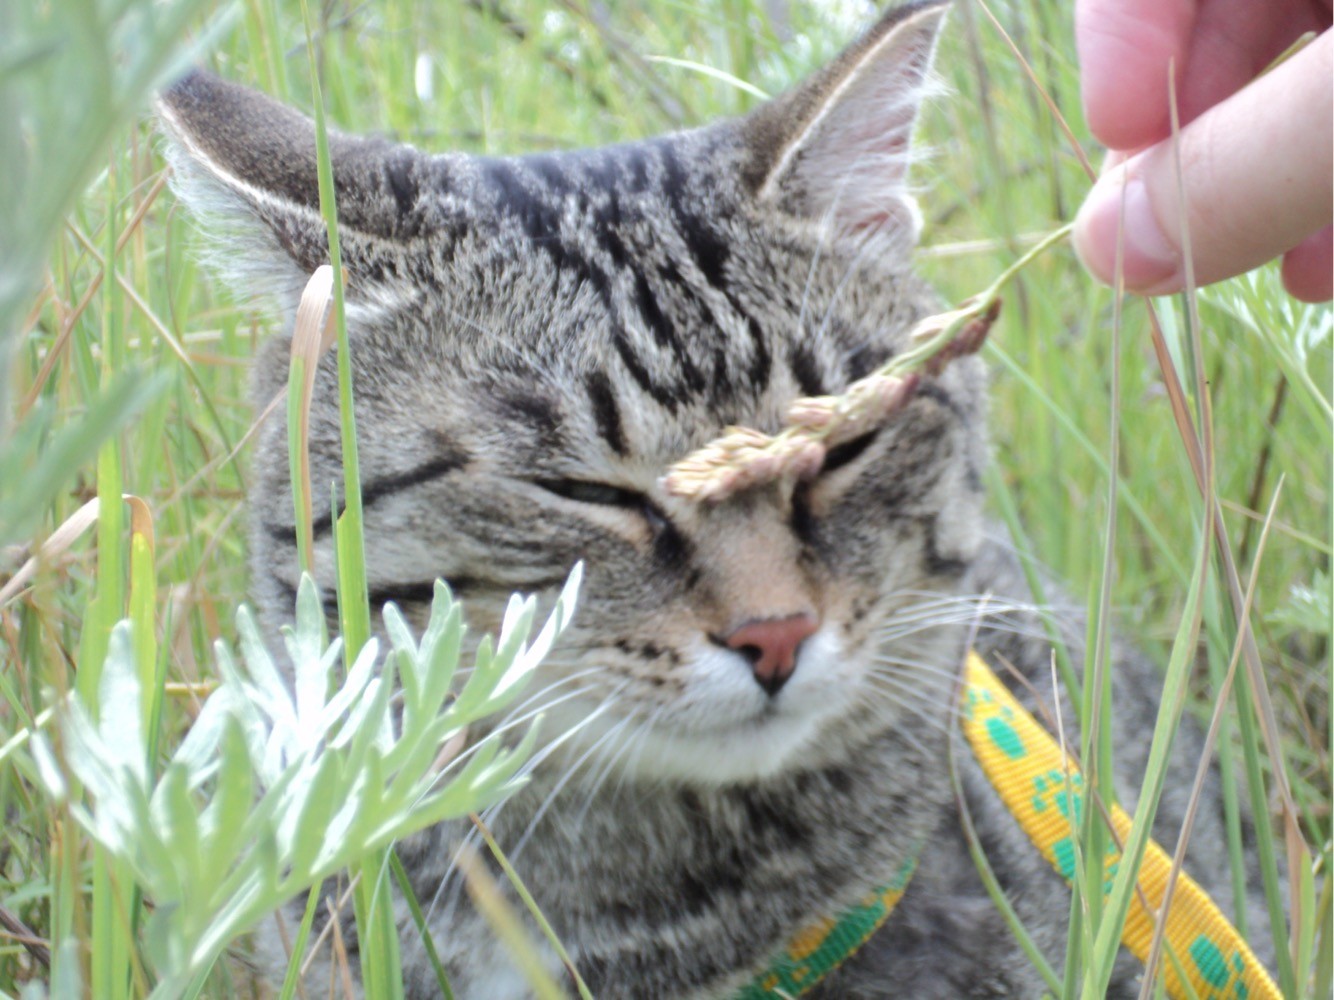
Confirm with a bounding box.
[456,844,569,1000]
[19,169,173,416]
[295,874,361,984]
[0,495,153,607]
[290,265,338,571]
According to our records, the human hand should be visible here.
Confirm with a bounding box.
[1072,0,1333,302]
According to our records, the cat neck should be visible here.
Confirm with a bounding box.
[459,712,953,996]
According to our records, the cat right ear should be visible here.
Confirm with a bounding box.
[158,71,443,315]
[742,0,949,246]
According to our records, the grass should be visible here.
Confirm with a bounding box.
[1,0,1329,997]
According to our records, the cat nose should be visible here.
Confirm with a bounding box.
[725,613,819,696]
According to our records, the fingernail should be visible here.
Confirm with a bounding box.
[1075,170,1180,292]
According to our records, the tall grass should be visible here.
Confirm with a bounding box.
[1,1,1328,997]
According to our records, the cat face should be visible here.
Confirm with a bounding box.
[162,0,985,784]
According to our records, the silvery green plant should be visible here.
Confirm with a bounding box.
[32,568,581,999]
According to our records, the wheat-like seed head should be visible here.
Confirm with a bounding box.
[661,297,1000,503]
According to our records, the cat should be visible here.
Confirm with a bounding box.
[158,1,1270,996]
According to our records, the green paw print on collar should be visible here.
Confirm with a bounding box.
[965,687,1028,761]
[1031,769,1084,824]
[1031,771,1121,889]
[1033,769,1084,882]
[962,686,986,720]
[1190,935,1251,999]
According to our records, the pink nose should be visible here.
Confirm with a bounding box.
[725,613,820,696]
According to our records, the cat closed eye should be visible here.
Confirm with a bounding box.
[820,430,879,475]
[536,478,646,509]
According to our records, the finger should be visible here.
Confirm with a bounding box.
[1073,31,1334,296]
[1177,0,1332,128]
[1078,0,1331,152]
[1281,225,1333,302]
[1076,0,1196,150]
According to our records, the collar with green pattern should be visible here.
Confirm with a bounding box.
[731,651,1280,1000]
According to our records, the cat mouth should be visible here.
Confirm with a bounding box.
[631,701,851,784]
[526,630,862,785]
[588,631,859,783]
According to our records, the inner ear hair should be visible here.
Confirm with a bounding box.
[158,69,446,322]
[742,0,949,243]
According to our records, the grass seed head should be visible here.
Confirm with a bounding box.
[662,371,922,503]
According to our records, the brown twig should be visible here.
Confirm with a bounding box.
[0,903,50,969]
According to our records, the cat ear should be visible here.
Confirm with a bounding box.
[158,71,440,315]
[742,0,949,244]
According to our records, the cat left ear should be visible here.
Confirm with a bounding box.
[743,0,949,244]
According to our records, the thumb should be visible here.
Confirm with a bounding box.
[1073,30,1333,297]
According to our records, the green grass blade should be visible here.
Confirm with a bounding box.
[389,849,455,1000]
[1082,520,1210,998]
[277,883,324,1000]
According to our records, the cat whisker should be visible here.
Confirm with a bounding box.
[507,709,636,860]
[857,685,948,755]
[885,592,1067,635]
[863,666,959,702]
[600,705,667,806]
[881,598,1036,624]
[495,665,611,719]
[889,590,1059,617]
[427,679,631,926]
[867,660,963,689]
[426,668,618,789]
[864,655,965,697]
[863,678,957,719]
[571,707,650,827]
[520,678,633,774]
[860,676,957,740]
[875,606,1055,646]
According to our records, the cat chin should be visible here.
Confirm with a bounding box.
[618,719,845,786]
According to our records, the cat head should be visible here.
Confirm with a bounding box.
[161,0,987,785]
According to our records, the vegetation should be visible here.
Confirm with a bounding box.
[1,1,1328,997]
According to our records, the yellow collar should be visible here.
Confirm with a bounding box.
[734,651,1280,1000]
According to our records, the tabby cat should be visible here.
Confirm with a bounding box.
[159,1,1267,996]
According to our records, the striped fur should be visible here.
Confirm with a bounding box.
[161,2,1267,997]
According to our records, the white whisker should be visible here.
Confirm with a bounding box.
[509,711,633,860]
[426,678,630,925]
